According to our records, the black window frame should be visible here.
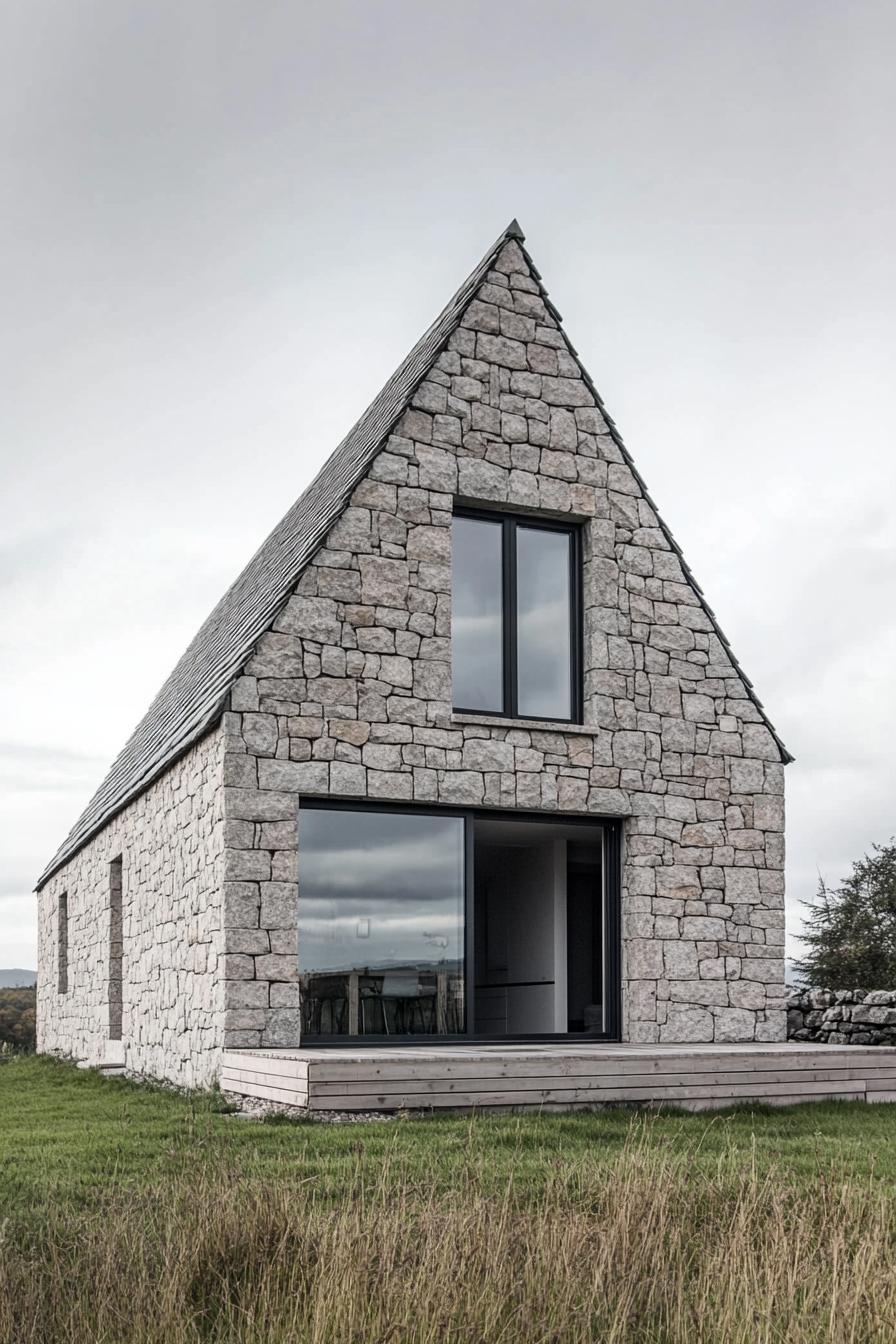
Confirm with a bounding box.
[452,506,584,725]
[297,797,621,1048]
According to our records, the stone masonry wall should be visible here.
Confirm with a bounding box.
[37,727,225,1087]
[219,237,787,1049]
[787,990,896,1045]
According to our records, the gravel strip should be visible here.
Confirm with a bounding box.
[221,1090,399,1124]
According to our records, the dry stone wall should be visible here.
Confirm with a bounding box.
[787,990,896,1045]
[36,728,225,1087]
[220,237,787,1050]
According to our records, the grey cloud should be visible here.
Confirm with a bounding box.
[2,0,894,968]
[0,532,79,590]
[0,742,110,794]
[0,879,34,902]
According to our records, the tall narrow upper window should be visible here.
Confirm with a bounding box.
[452,510,580,722]
[58,892,69,995]
[108,858,123,1040]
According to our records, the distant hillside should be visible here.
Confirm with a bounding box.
[0,969,36,988]
[0,984,36,1051]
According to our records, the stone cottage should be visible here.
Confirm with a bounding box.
[36,220,790,1090]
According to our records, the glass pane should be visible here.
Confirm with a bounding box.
[516,526,573,719]
[452,515,503,711]
[299,808,466,1037]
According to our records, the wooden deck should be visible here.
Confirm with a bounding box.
[220,1041,896,1113]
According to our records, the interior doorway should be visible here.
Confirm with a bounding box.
[472,817,604,1037]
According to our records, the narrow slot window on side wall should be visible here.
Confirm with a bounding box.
[109,858,123,1040]
[58,892,68,995]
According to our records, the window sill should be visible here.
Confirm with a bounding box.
[450,712,599,736]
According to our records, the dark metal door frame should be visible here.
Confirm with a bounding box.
[298,797,623,1047]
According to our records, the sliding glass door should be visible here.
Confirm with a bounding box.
[298,802,620,1043]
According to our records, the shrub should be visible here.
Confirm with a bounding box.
[796,841,896,988]
[0,987,36,1053]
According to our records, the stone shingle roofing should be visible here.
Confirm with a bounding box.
[37,219,790,890]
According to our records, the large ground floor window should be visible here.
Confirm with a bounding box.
[298,802,620,1044]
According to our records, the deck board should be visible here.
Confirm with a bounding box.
[220,1042,896,1113]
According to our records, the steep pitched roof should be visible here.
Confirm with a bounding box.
[37,219,790,890]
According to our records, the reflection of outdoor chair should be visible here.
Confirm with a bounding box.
[360,981,388,1034]
[302,975,348,1034]
[378,973,437,1034]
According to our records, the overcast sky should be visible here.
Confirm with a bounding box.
[2,1,894,969]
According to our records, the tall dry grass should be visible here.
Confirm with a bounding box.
[2,1127,895,1343]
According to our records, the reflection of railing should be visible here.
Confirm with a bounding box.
[301,961,463,976]
[301,969,465,1036]
[476,980,555,989]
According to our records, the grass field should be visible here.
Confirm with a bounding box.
[3,1055,896,1341]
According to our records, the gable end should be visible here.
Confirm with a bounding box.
[37,219,789,890]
